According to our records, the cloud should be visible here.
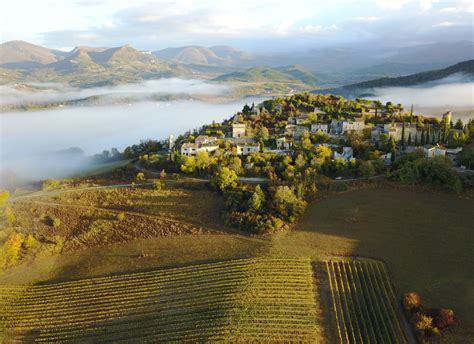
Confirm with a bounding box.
[354,16,380,22]
[3,0,472,53]
[433,21,458,27]
[375,0,410,9]
[299,24,338,34]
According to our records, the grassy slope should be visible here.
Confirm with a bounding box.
[270,186,473,342]
[1,183,473,341]
[0,257,322,343]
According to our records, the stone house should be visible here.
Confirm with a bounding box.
[232,123,246,138]
[236,143,260,156]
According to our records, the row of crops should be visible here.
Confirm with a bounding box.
[326,259,408,344]
[0,257,320,342]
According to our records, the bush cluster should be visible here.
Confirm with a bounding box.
[402,292,456,341]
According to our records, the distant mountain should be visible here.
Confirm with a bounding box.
[0,40,69,69]
[153,45,256,67]
[0,43,185,87]
[214,65,318,85]
[257,41,474,86]
[1,40,472,91]
[316,60,474,97]
[47,45,167,73]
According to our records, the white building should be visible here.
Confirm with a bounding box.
[236,144,260,156]
[372,123,421,143]
[334,146,355,161]
[276,137,292,150]
[181,143,198,156]
[423,145,447,158]
[311,122,329,134]
[232,123,246,138]
[195,135,217,146]
[285,124,308,139]
[198,144,219,154]
[330,118,366,135]
[180,142,219,156]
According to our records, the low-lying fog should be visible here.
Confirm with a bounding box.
[0,79,264,187]
[0,78,230,106]
[369,82,474,119]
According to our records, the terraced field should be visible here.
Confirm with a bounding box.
[0,257,320,342]
[326,258,409,344]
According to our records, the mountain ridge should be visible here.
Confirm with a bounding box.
[315,60,474,97]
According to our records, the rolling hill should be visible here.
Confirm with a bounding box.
[0,40,69,69]
[214,65,318,85]
[153,45,256,67]
[0,43,179,87]
[316,60,474,97]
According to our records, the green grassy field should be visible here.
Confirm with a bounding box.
[271,186,474,342]
[0,257,322,343]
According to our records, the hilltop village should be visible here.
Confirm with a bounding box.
[175,94,469,166]
[130,93,474,233]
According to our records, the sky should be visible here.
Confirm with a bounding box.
[0,0,473,52]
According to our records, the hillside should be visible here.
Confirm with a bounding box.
[1,45,180,87]
[0,40,68,69]
[214,65,318,85]
[0,257,320,342]
[153,45,256,66]
[316,60,474,97]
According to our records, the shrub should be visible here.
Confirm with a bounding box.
[272,186,306,223]
[433,308,455,330]
[153,180,164,191]
[22,234,38,249]
[0,190,9,206]
[136,172,145,181]
[4,207,15,224]
[42,179,61,191]
[414,314,433,331]
[403,292,422,311]
[116,213,125,221]
[0,232,25,269]
[47,216,61,227]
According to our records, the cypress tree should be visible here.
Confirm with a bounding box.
[437,129,441,144]
[410,104,414,124]
[414,132,419,146]
[407,132,412,146]
[401,120,406,148]
[421,130,425,145]
[442,118,449,143]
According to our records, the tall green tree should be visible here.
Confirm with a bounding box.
[210,167,237,192]
[248,185,265,212]
[454,118,464,130]
[401,120,406,148]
